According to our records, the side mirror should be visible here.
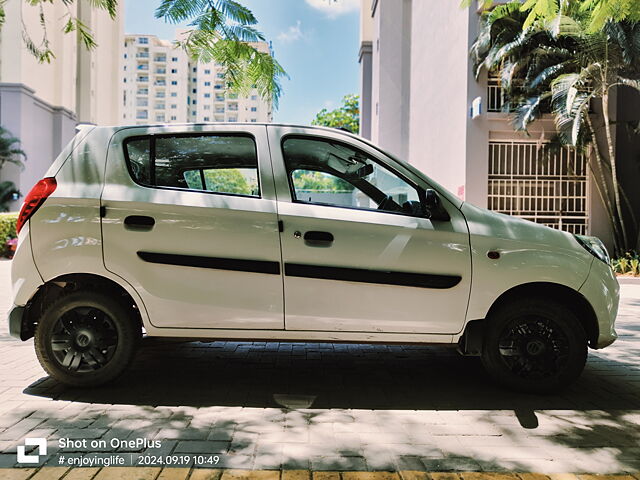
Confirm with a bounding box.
[423,189,450,222]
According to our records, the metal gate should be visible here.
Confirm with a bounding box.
[488,140,589,235]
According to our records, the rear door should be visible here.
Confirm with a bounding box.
[101,125,284,330]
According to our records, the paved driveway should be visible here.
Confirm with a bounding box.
[0,259,639,475]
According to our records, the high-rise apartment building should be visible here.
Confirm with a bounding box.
[0,0,123,207]
[122,34,273,125]
[359,0,640,250]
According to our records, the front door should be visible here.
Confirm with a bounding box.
[268,127,472,335]
[101,125,284,330]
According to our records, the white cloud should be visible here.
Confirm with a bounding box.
[305,0,359,18]
[277,20,305,43]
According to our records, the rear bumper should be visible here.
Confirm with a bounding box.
[8,305,26,340]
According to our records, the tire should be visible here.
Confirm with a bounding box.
[481,298,588,394]
[34,290,140,387]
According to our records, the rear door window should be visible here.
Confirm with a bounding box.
[124,134,260,197]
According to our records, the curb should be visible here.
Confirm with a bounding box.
[1,469,640,480]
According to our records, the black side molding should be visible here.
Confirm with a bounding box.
[137,252,281,275]
[284,263,461,289]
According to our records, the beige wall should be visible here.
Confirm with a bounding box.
[0,0,78,111]
[0,0,122,125]
[0,0,122,208]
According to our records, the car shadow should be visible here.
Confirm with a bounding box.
[24,337,640,410]
[19,338,640,472]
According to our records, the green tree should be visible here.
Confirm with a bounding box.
[311,94,360,133]
[471,2,640,252]
[204,169,254,195]
[292,170,354,192]
[0,0,286,106]
[0,127,26,211]
[462,0,640,32]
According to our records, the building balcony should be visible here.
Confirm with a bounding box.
[154,81,167,87]
[156,69,167,74]
[136,52,150,58]
[154,57,167,63]
[137,77,149,83]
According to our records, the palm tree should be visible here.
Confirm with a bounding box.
[0,0,286,106]
[0,127,26,172]
[0,127,26,211]
[471,1,640,253]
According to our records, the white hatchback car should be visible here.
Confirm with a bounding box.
[9,124,619,393]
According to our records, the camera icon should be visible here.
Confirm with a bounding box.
[17,438,47,464]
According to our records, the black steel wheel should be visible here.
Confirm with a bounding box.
[49,307,118,373]
[481,298,587,393]
[35,290,140,387]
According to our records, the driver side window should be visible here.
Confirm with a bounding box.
[282,136,421,215]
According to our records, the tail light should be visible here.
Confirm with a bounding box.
[16,177,57,234]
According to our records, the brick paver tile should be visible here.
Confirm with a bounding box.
[577,477,637,480]
[281,471,311,480]
[156,468,191,480]
[220,470,279,480]
[342,473,401,480]
[547,476,579,480]
[428,474,461,480]
[460,475,519,480]
[518,475,551,480]
[93,467,162,480]
[63,467,101,480]
[28,467,70,480]
[188,470,223,480]
[311,473,341,480]
[0,468,38,480]
[398,472,431,480]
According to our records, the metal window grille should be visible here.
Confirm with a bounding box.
[487,75,505,112]
[488,140,589,235]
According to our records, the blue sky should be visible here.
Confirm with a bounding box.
[125,0,361,125]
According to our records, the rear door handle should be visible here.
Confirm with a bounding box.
[124,215,155,231]
[304,231,334,246]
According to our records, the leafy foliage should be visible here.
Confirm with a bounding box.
[0,181,19,212]
[1,0,286,105]
[311,94,360,133]
[613,251,640,275]
[204,168,254,195]
[0,212,17,258]
[471,5,640,252]
[292,170,354,192]
[462,0,640,32]
[7,0,117,63]
[0,127,26,171]
[158,0,286,106]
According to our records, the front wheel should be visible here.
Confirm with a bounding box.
[34,290,140,387]
[481,299,588,394]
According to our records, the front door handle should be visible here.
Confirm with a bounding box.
[304,231,334,246]
[124,215,155,231]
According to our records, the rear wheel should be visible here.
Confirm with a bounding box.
[34,290,139,387]
[481,299,588,393]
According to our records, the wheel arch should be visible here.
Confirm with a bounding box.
[460,282,599,354]
[20,273,144,341]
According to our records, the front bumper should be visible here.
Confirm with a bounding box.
[8,305,26,340]
[579,258,619,349]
